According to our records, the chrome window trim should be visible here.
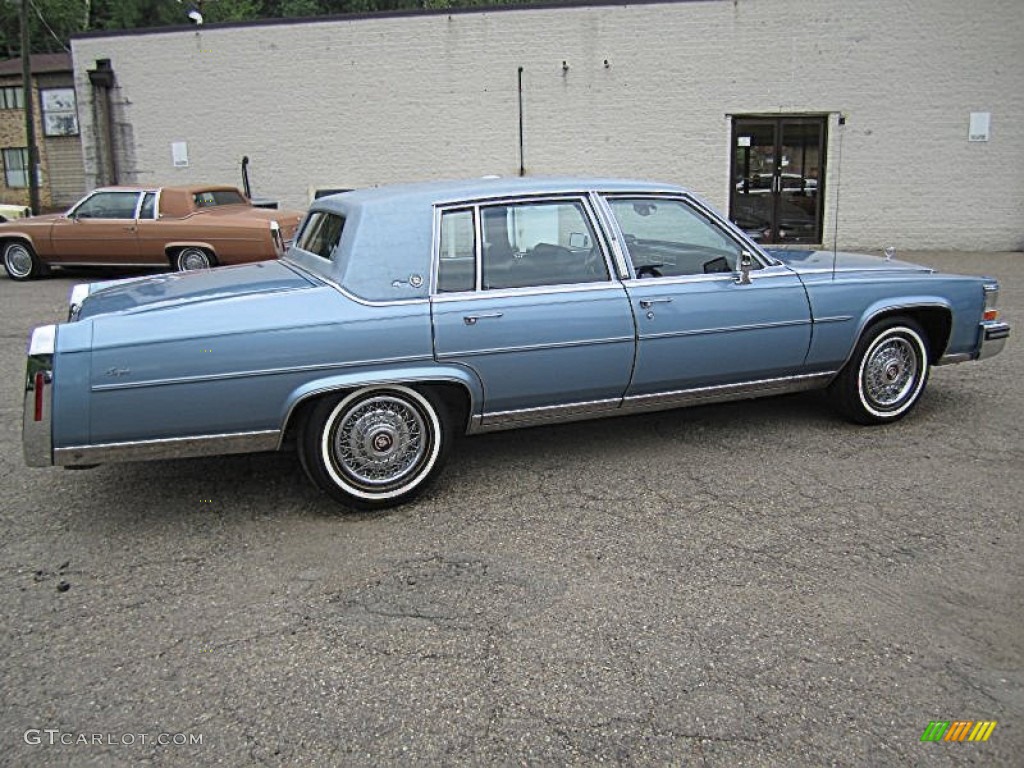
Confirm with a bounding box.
[54,430,281,467]
[430,204,479,295]
[68,189,146,220]
[431,280,627,303]
[90,354,435,392]
[431,194,617,297]
[473,203,484,291]
[469,371,836,433]
[620,264,796,289]
[589,192,631,279]
[599,192,772,278]
[284,260,429,308]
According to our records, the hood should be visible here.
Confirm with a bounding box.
[76,260,316,320]
[767,249,934,275]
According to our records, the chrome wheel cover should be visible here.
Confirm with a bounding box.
[859,332,922,412]
[323,390,438,498]
[178,249,211,270]
[4,244,33,278]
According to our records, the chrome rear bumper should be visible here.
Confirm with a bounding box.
[23,325,56,467]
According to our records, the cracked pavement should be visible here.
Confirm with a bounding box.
[1,253,1021,766]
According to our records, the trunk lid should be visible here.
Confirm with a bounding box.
[75,260,317,320]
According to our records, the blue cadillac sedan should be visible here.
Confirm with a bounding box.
[23,177,1010,509]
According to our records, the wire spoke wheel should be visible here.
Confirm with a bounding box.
[330,394,429,490]
[861,336,918,409]
[176,248,213,271]
[832,317,931,424]
[301,385,451,509]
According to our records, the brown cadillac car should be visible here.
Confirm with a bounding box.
[0,185,304,280]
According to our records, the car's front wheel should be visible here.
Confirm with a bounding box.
[2,241,48,281]
[298,386,452,510]
[830,316,930,424]
[174,247,216,271]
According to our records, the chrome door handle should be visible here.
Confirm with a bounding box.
[639,298,672,309]
[463,312,504,326]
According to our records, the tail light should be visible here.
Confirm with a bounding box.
[983,283,999,321]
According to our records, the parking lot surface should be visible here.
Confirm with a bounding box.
[1,253,1021,766]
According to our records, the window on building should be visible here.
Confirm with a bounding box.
[0,86,25,110]
[2,148,29,188]
[41,88,79,136]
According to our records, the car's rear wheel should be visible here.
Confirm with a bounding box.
[3,241,48,281]
[174,247,216,271]
[829,316,930,425]
[298,385,452,510]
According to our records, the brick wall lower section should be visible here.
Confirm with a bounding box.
[72,0,1024,250]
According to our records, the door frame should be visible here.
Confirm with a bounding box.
[729,114,828,246]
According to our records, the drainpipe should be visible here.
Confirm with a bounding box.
[517,67,525,177]
[20,1,40,213]
[87,59,117,186]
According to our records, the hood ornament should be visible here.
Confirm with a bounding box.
[884,246,896,261]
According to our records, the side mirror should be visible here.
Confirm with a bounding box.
[735,250,753,285]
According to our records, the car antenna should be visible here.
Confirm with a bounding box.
[831,114,845,281]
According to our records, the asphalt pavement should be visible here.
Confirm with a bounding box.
[1,253,1021,766]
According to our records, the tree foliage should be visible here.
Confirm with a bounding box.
[1,0,545,58]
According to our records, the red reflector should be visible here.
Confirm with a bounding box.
[34,371,45,422]
[983,309,999,321]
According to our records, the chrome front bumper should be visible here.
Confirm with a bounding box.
[23,325,56,467]
[978,320,1011,361]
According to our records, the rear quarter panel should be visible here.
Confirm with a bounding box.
[56,287,438,447]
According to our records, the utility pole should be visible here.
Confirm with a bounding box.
[21,0,40,214]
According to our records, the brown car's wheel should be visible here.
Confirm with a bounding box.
[829,316,930,425]
[2,241,48,281]
[298,385,452,510]
[174,247,216,271]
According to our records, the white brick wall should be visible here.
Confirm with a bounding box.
[72,0,1024,250]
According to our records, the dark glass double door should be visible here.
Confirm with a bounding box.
[730,117,826,245]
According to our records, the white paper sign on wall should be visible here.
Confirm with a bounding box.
[171,141,189,167]
[968,112,991,142]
